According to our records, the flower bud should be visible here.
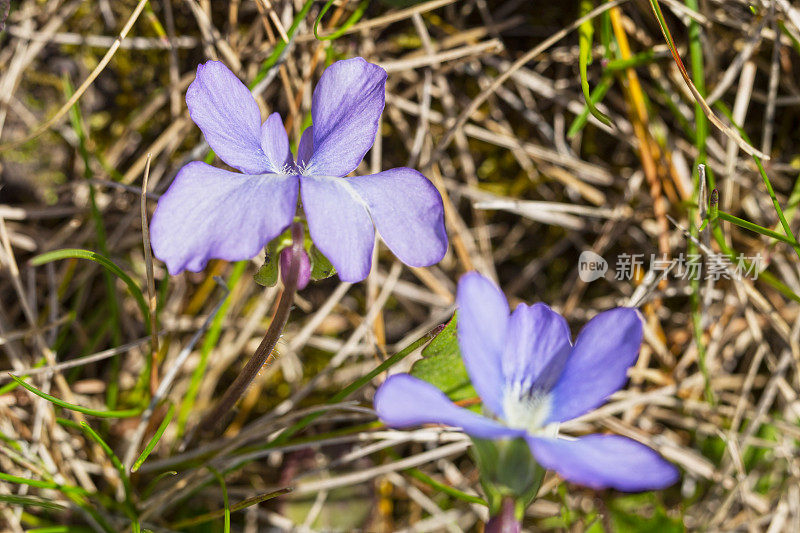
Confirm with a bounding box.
[280,244,311,290]
[471,437,544,522]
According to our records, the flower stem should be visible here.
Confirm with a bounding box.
[485,497,521,533]
[192,223,304,441]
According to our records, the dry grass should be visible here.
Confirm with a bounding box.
[2,0,800,531]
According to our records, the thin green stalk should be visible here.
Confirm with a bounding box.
[0,494,64,510]
[31,249,150,332]
[142,471,178,500]
[568,74,613,137]
[1,470,113,532]
[1,456,114,532]
[131,403,175,472]
[78,422,137,524]
[685,0,713,403]
[0,472,87,495]
[208,467,230,533]
[715,211,798,245]
[313,0,370,41]
[707,219,800,303]
[168,488,291,529]
[252,0,316,86]
[64,76,122,407]
[578,0,611,126]
[9,375,142,418]
[605,49,659,70]
[569,49,660,138]
[405,468,486,506]
[713,102,800,261]
[752,157,800,260]
[0,358,46,395]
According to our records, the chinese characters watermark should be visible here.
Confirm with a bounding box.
[578,252,762,283]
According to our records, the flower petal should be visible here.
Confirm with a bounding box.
[527,434,679,491]
[297,126,314,168]
[348,168,447,267]
[151,162,298,274]
[547,308,643,423]
[186,61,270,174]
[260,112,293,173]
[300,175,374,282]
[456,272,510,418]
[502,303,571,392]
[307,58,387,177]
[375,374,523,440]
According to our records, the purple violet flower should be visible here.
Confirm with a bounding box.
[150,58,447,282]
[375,272,679,492]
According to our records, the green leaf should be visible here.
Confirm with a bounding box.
[409,314,476,403]
[471,437,543,513]
[255,228,302,287]
[254,254,278,287]
[309,245,336,281]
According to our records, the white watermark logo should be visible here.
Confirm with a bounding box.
[579,252,763,282]
[578,250,608,282]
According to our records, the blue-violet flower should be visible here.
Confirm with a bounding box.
[375,272,679,491]
[151,58,448,282]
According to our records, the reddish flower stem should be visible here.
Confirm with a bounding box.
[485,497,521,533]
[192,222,304,441]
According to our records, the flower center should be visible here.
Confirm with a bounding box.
[502,382,552,432]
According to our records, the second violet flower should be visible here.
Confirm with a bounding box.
[151,58,447,282]
[375,272,679,492]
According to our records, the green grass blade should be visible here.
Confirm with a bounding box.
[27,527,95,533]
[568,74,613,137]
[131,403,174,473]
[9,375,142,418]
[406,468,487,506]
[712,102,800,259]
[716,211,798,245]
[0,493,65,510]
[63,75,123,407]
[78,421,138,525]
[30,248,150,332]
[208,467,230,533]
[142,471,178,500]
[169,487,291,529]
[683,0,712,404]
[252,0,315,86]
[578,0,611,127]
[313,0,369,41]
[0,472,87,495]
